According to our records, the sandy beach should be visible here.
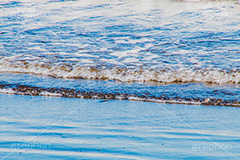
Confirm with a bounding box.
[0,93,239,159]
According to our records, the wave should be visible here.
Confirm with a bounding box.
[0,59,240,84]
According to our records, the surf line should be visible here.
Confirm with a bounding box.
[0,83,240,107]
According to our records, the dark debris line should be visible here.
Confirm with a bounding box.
[0,83,239,107]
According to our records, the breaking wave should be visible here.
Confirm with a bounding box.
[1,59,240,84]
[0,0,240,107]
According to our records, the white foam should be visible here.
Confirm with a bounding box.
[39,91,61,97]
[0,88,15,94]
[122,58,139,63]
[1,58,240,84]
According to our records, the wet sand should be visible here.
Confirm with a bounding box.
[0,93,240,159]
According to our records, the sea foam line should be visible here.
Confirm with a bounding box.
[0,83,239,107]
[0,60,240,84]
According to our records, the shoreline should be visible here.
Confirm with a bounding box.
[0,83,240,107]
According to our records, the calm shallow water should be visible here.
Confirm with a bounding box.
[0,94,240,159]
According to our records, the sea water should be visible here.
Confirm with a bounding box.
[0,0,240,159]
[0,94,240,159]
[0,0,240,106]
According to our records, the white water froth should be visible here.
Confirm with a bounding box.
[0,0,240,85]
[0,59,240,84]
